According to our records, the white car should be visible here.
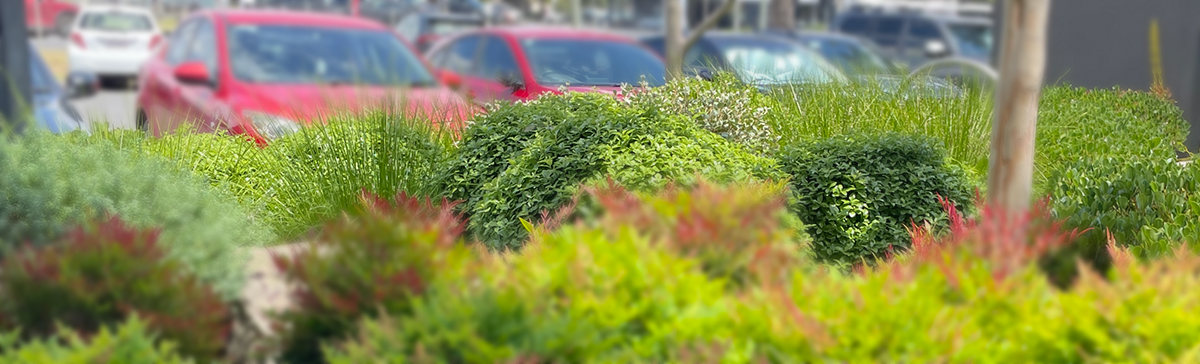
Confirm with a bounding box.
[67,5,161,82]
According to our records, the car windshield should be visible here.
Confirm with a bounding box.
[29,45,58,94]
[522,38,666,87]
[226,24,436,86]
[947,23,993,59]
[79,11,154,32]
[802,37,893,76]
[711,37,845,84]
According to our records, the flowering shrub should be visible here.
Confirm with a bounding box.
[627,74,778,154]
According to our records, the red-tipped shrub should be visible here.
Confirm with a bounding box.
[273,190,476,363]
[575,178,806,288]
[0,216,231,362]
[888,196,1086,287]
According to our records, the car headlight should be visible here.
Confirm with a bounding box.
[244,111,300,140]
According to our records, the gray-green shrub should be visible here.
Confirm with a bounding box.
[0,131,265,299]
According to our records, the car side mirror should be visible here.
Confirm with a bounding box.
[497,71,523,92]
[924,39,949,59]
[65,71,99,99]
[174,61,213,86]
[438,70,462,89]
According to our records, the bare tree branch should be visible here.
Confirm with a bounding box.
[683,0,737,52]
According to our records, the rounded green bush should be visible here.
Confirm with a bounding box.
[0,131,268,299]
[459,92,783,251]
[778,133,974,265]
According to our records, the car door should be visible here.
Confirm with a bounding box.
[871,16,907,62]
[900,17,943,67]
[173,18,224,134]
[429,34,483,101]
[471,35,530,102]
[142,18,198,136]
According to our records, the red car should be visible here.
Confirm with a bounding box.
[25,0,79,36]
[135,10,472,145]
[423,26,667,104]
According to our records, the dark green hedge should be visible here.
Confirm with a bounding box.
[779,133,974,264]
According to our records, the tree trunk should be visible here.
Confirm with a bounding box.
[664,0,737,80]
[986,0,1051,213]
[768,0,795,31]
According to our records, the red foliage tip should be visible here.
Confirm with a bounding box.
[899,195,1086,286]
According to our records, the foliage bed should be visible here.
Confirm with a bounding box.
[0,79,1197,362]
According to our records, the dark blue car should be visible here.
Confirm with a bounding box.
[28,42,96,133]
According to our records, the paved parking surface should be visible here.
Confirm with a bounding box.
[34,36,140,130]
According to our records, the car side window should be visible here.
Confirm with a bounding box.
[839,16,870,34]
[444,35,482,75]
[165,20,199,65]
[908,19,942,40]
[394,14,420,42]
[873,16,905,46]
[477,36,520,80]
[185,19,219,79]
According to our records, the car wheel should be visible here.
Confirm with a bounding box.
[136,109,150,133]
[55,12,76,37]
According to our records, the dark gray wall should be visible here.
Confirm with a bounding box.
[1044,0,1200,151]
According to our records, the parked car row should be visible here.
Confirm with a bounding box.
[32,1,989,142]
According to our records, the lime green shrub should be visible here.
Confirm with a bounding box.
[627,74,779,154]
[0,217,229,362]
[455,92,782,251]
[274,192,476,364]
[328,182,1200,362]
[0,131,264,298]
[326,181,806,362]
[778,133,974,265]
[327,226,730,363]
[0,317,192,364]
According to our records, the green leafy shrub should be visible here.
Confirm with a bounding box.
[1048,156,1200,258]
[274,191,476,364]
[268,112,455,238]
[462,92,783,251]
[0,316,192,364]
[0,131,264,298]
[627,73,778,154]
[779,133,974,264]
[0,217,230,362]
[438,93,585,218]
[1036,86,1188,187]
